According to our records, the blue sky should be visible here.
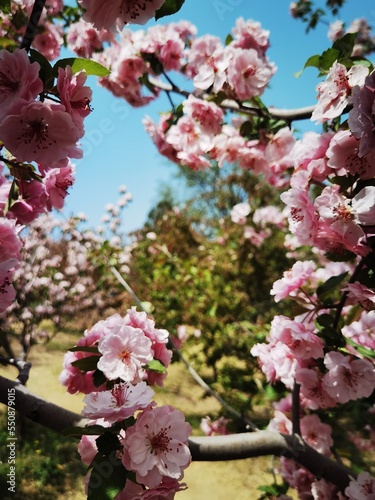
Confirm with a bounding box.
[61,0,375,234]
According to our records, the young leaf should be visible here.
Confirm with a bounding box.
[71,355,100,372]
[53,58,110,77]
[96,433,121,456]
[62,424,109,437]
[317,272,349,301]
[145,359,166,373]
[155,0,185,20]
[93,369,107,388]
[69,345,100,354]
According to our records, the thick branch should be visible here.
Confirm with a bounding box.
[20,0,46,51]
[0,375,355,492]
[0,375,88,431]
[148,76,316,121]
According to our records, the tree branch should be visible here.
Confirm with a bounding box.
[147,76,316,121]
[20,0,46,52]
[0,375,355,492]
[0,357,32,385]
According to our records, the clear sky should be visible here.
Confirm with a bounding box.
[61,0,375,234]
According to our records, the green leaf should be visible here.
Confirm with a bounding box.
[0,0,11,13]
[71,355,100,372]
[315,313,334,329]
[53,58,110,77]
[62,424,109,437]
[225,34,234,46]
[155,0,185,20]
[29,49,54,90]
[87,454,127,500]
[145,359,166,373]
[96,434,121,456]
[317,272,349,301]
[69,346,100,353]
[319,47,340,72]
[3,180,19,216]
[93,369,107,388]
[332,32,356,59]
[294,54,320,78]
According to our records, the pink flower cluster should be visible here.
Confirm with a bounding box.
[92,18,276,110]
[62,309,191,497]
[79,0,166,31]
[0,1,64,61]
[60,308,172,394]
[0,49,92,223]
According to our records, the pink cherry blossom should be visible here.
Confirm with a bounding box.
[231,17,270,55]
[67,19,114,59]
[328,20,345,41]
[80,0,166,30]
[342,311,375,350]
[121,405,191,488]
[314,185,375,255]
[269,315,324,360]
[231,202,250,224]
[0,48,43,123]
[0,99,82,165]
[295,368,338,409]
[44,162,75,211]
[82,381,154,423]
[201,416,231,436]
[311,61,368,123]
[349,71,375,157]
[322,351,375,404]
[186,35,230,93]
[183,95,224,135]
[0,218,22,267]
[326,129,375,180]
[97,326,153,382]
[300,414,333,455]
[342,283,375,311]
[280,187,319,246]
[32,21,63,61]
[59,350,101,395]
[57,67,92,135]
[271,260,316,302]
[123,307,171,386]
[253,206,286,228]
[290,131,333,184]
[143,114,179,163]
[78,434,98,466]
[345,472,375,500]
[227,47,276,100]
[133,477,188,499]
[7,179,46,224]
[265,127,295,175]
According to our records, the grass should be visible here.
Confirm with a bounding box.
[0,330,296,499]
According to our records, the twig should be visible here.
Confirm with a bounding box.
[333,257,366,331]
[148,76,316,121]
[292,379,301,436]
